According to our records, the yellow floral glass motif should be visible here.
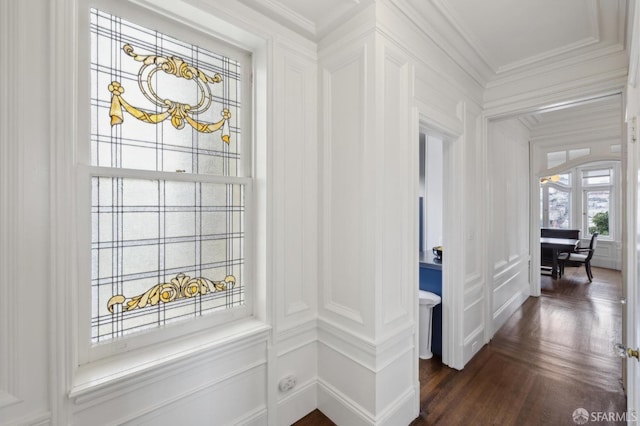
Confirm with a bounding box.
[107,273,236,313]
[108,44,231,143]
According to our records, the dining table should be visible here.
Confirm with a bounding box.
[540,237,580,279]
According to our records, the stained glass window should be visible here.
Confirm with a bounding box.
[90,8,247,342]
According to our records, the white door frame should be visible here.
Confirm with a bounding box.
[414,104,464,370]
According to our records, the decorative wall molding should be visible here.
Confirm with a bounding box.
[317,376,417,426]
[0,0,20,410]
[276,379,318,426]
[317,319,414,373]
[99,365,268,426]
[274,43,318,330]
[243,0,317,36]
[317,377,375,426]
[379,43,412,330]
[320,41,369,329]
[70,322,269,404]
[388,0,491,86]
[274,318,317,353]
[484,69,628,118]
[5,412,52,426]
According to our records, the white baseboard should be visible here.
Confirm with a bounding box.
[492,288,528,333]
[317,379,417,426]
[277,380,318,425]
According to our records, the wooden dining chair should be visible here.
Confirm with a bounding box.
[557,232,598,281]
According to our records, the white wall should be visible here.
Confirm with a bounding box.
[317,8,418,423]
[1,0,319,425]
[316,2,486,423]
[487,119,531,333]
[1,0,631,425]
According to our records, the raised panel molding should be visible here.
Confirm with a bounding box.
[71,339,268,423]
[94,366,268,426]
[274,43,318,328]
[0,0,22,411]
[320,42,369,328]
[317,319,414,373]
[70,327,269,406]
[380,44,411,328]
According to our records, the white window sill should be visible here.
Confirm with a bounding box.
[69,318,270,405]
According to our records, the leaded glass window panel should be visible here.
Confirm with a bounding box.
[89,8,248,343]
[90,8,242,176]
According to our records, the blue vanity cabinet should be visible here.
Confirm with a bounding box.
[419,258,442,357]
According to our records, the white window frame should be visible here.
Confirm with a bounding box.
[539,162,619,242]
[540,173,572,229]
[75,0,257,366]
[580,165,615,240]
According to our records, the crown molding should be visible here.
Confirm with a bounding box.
[239,0,316,37]
[484,68,627,119]
[487,44,626,90]
[429,0,497,73]
[496,36,601,75]
[388,0,493,87]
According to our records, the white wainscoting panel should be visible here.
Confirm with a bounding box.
[488,119,531,334]
[320,38,371,331]
[0,1,53,424]
[71,340,268,425]
[379,41,412,330]
[273,40,319,334]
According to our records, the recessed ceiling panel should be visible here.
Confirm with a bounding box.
[239,0,367,38]
[440,0,597,72]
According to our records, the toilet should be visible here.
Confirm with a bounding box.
[418,290,442,359]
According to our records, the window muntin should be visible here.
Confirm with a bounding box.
[89,8,249,343]
[582,168,613,237]
[584,190,610,236]
[90,8,242,176]
[582,168,611,186]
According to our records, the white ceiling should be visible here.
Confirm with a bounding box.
[434,0,626,76]
[237,0,374,40]
[238,0,628,82]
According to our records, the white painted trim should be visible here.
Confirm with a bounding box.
[317,376,416,426]
[417,106,465,370]
[70,321,269,404]
[442,129,466,370]
[0,0,20,409]
[49,1,279,423]
[317,319,414,373]
[492,289,528,332]
[496,36,601,76]
[104,362,268,425]
[317,377,374,426]
[388,0,490,86]
[4,412,52,426]
[50,0,80,423]
[629,1,640,88]
[529,140,543,297]
[246,0,317,35]
[485,71,628,119]
[624,110,639,426]
[276,379,318,425]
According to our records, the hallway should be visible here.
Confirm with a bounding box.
[297,266,626,425]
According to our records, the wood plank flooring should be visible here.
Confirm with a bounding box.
[294,266,626,425]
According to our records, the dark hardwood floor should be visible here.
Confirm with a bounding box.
[294,266,626,425]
